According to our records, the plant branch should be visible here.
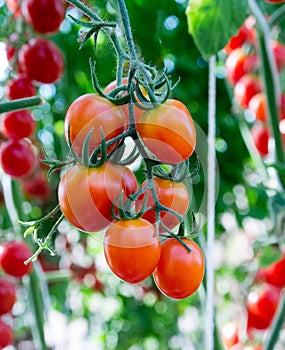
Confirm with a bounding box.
[0,96,42,113]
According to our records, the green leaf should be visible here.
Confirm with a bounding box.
[259,245,283,268]
[186,0,250,58]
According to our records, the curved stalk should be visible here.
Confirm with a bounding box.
[0,96,42,113]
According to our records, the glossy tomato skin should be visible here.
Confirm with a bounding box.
[104,218,161,284]
[137,100,196,164]
[249,93,267,122]
[5,75,36,100]
[153,238,204,299]
[64,94,125,156]
[0,319,13,349]
[234,75,262,109]
[0,241,33,278]
[0,139,35,178]
[1,110,35,139]
[251,124,269,157]
[246,284,280,330]
[137,177,189,231]
[18,38,64,84]
[263,251,285,288]
[221,322,240,349]
[58,163,138,233]
[0,278,17,315]
[22,0,65,34]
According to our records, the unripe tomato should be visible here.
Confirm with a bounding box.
[153,238,204,299]
[0,319,13,349]
[137,99,196,164]
[246,284,280,330]
[0,278,17,315]
[22,0,65,34]
[18,38,64,84]
[58,163,138,233]
[0,139,35,178]
[0,241,33,278]
[104,218,161,284]
[234,75,262,109]
[1,109,35,139]
[137,177,189,231]
[64,94,125,156]
[5,75,36,100]
[251,124,269,157]
[248,93,268,122]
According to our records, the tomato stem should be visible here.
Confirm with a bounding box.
[0,96,42,113]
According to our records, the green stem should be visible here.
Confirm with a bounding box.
[264,290,285,350]
[249,0,285,189]
[0,96,42,113]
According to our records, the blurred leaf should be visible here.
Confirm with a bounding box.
[259,245,283,268]
[186,0,249,58]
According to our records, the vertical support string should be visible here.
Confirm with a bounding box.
[206,55,216,350]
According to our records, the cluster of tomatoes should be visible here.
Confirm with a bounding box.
[221,252,285,350]
[224,14,285,158]
[0,240,32,349]
[56,78,204,299]
[0,0,65,199]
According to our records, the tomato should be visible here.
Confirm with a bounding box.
[251,124,269,157]
[0,139,35,178]
[64,94,125,156]
[22,0,65,34]
[22,173,51,202]
[243,346,262,350]
[221,322,240,349]
[58,162,138,233]
[263,251,285,288]
[1,109,35,139]
[137,99,196,164]
[0,278,17,316]
[18,38,64,84]
[234,75,262,109]
[6,0,21,16]
[137,177,189,231]
[226,49,258,85]
[266,0,285,3]
[248,93,268,122]
[0,319,13,349]
[153,238,204,299]
[5,75,36,100]
[223,25,249,54]
[104,77,146,124]
[0,241,33,278]
[246,284,280,330]
[104,218,161,284]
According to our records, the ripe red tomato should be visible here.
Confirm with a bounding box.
[22,173,51,202]
[137,177,189,230]
[5,75,36,100]
[58,163,138,233]
[6,0,21,16]
[251,124,269,157]
[22,0,65,34]
[270,40,285,71]
[18,38,64,84]
[137,99,196,164]
[226,49,258,85]
[223,25,249,54]
[246,284,280,330]
[263,251,285,288]
[0,319,13,349]
[104,218,161,284]
[234,75,262,109]
[64,94,125,156]
[265,0,285,3]
[249,93,268,122]
[0,139,35,178]
[221,322,240,349]
[104,78,146,124]
[0,241,33,278]
[0,278,17,316]
[153,238,204,299]
[1,110,35,139]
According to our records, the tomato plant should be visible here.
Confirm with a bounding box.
[18,38,64,84]
[0,278,17,316]
[234,74,262,109]
[58,163,138,233]
[1,109,35,139]
[137,99,196,164]
[104,218,161,284]
[0,319,13,349]
[5,75,36,100]
[248,92,268,122]
[153,238,204,299]
[0,139,35,178]
[64,94,125,156]
[0,241,33,278]
[22,0,65,34]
